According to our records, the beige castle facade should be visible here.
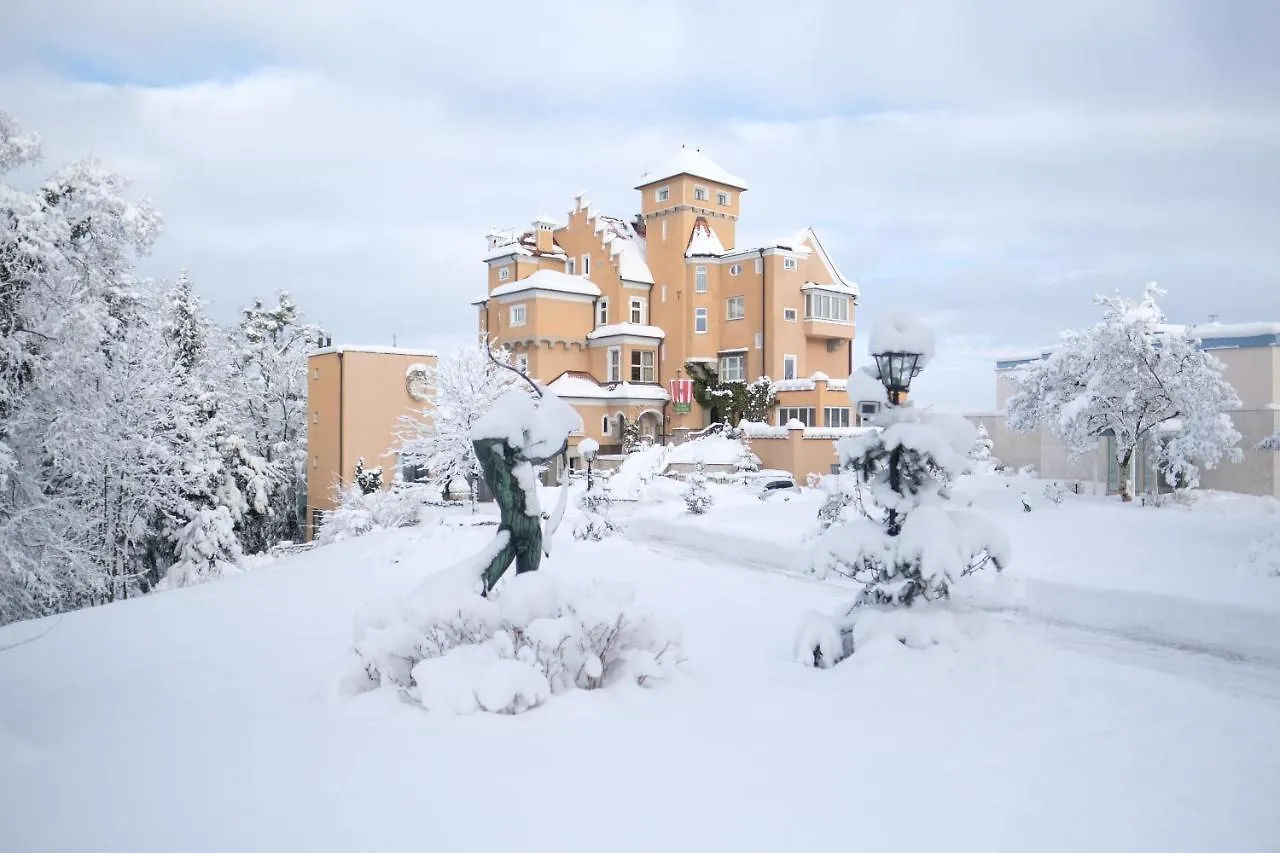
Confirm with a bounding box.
[477,147,861,456]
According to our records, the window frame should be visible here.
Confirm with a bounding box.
[782,354,798,380]
[783,257,799,271]
[729,263,741,277]
[498,266,511,281]
[566,257,576,276]
[656,186,670,203]
[694,307,708,334]
[581,254,591,277]
[695,265,708,293]
[783,307,798,322]
[804,292,850,323]
[719,352,746,383]
[597,298,609,327]
[726,295,745,321]
[717,191,731,206]
[824,407,851,428]
[629,296,645,325]
[630,349,656,383]
[607,346,622,382]
[693,185,709,202]
[509,304,527,327]
[777,407,815,427]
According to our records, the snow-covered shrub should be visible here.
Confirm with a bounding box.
[1239,530,1280,578]
[1043,481,1066,504]
[316,485,433,545]
[805,472,822,489]
[573,479,616,541]
[344,569,683,714]
[354,457,383,495]
[734,433,761,478]
[683,459,714,515]
[968,423,1004,473]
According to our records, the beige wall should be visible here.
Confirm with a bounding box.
[306,350,438,537]
[750,429,843,481]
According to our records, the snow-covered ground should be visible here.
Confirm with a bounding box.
[2,478,1279,852]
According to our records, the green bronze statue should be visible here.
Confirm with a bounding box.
[471,348,578,595]
[473,434,567,593]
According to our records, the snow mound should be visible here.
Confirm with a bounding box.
[666,435,745,466]
[1239,529,1280,578]
[343,571,683,714]
[607,443,669,500]
[795,605,976,668]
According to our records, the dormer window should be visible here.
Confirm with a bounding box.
[693,185,709,202]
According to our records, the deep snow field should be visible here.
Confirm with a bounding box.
[2,474,1279,853]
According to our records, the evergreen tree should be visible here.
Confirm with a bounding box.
[683,459,714,515]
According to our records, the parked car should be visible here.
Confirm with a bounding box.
[746,469,799,499]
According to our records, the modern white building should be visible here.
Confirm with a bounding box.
[968,323,1280,498]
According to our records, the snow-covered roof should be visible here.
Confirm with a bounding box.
[482,228,567,262]
[489,269,602,298]
[544,371,669,402]
[587,323,666,340]
[311,345,438,358]
[997,320,1280,369]
[774,373,849,392]
[636,146,749,191]
[802,280,858,296]
[685,217,727,258]
[591,214,654,284]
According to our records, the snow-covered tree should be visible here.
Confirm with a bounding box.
[1259,432,1280,452]
[810,315,1007,613]
[1006,284,1243,501]
[734,431,761,477]
[228,293,325,550]
[573,477,616,541]
[354,458,383,495]
[683,459,713,514]
[968,423,1003,473]
[397,343,523,496]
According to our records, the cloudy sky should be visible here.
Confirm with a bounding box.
[3,0,1277,411]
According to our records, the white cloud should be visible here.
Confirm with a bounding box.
[2,0,1277,411]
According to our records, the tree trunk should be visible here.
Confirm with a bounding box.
[1117,448,1134,502]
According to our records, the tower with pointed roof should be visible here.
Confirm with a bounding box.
[475,146,860,463]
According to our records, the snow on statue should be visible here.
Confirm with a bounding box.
[801,313,1009,667]
[1006,283,1242,501]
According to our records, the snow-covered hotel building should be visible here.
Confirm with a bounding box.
[971,323,1280,498]
[475,147,861,457]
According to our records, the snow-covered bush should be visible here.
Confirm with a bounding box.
[968,423,1004,473]
[683,459,714,515]
[805,472,822,489]
[1043,481,1066,504]
[796,605,972,668]
[734,433,761,478]
[316,485,434,545]
[573,478,616,541]
[354,457,383,495]
[343,569,683,714]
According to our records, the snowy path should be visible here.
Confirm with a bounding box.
[621,515,1280,676]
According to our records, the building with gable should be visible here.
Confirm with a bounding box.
[476,146,861,456]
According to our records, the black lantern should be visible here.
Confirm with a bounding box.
[579,440,599,490]
[871,351,922,405]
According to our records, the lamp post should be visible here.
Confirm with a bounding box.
[869,349,924,536]
[579,438,600,491]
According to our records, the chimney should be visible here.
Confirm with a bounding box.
[486,228,507,250]
[532,215,555,254]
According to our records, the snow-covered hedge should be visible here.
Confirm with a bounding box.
[316,485,436,545]
[342,566,683,714]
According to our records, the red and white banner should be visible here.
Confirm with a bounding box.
[669,378,694,414]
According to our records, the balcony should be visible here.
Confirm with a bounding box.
[803,318,854,340]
